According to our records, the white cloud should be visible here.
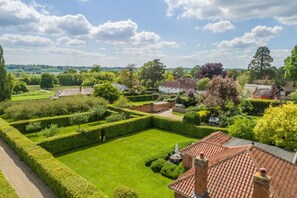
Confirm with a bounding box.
[217,26,283,48]
[0,0,40,26]
[132,31,160,44]
[91,19,137,41]
[57,36,85,47]
[0,34,53,46]
[200,20,235,33]
[164,0,297,25]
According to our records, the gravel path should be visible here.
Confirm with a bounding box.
[154,109,183,121]
[0,138,57,198]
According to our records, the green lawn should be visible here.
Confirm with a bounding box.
[128,101,154,106]
[12,85,80,101]
[26,120,107,142]
[57,128,196,197]
[0,170,18,198]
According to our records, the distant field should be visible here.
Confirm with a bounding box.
[58,128,197,197]
[12,85,80,101]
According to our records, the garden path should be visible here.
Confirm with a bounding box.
[0,138,57,198]
[154,108,183,121]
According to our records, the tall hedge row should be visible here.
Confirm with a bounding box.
[247,99,281,115]
[0,118,106,198]
[126,95,153,102]
[152,116,228,139]
[38,116,153,154]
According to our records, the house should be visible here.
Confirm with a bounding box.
[112,83,129,92]
[53,87,93,98]
[243,84,283,99]
[159,78,197,94]
[168,132,297,198]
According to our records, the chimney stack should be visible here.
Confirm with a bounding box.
[194,152,209,197]
[252,168,271,198]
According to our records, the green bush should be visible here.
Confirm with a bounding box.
[26,121,41,132]
[173,162,185,178]
[197,77,210,90]
[89,106,107,121]
[93,82,121,103]
[144,151,170,167]
[153,116,228,139]
[247,99,281,115]
[42,124,59,137]
[113,96,130,108]
[0,118,107,198]
[0,170,18,198]
[183,111,200,125]
[150,158,167,173]
[126,95,153,102]
[160,162,177,179]
[229,116,255,140]
[113,185,138,198]
[106,113,126,123]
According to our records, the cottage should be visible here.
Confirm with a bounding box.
[243,84,283,99]
[168,132,297,198]
[159,78,197,94]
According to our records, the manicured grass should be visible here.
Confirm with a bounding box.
[12,85,80,101]
[26,120,107,142]
[57,128,197,197]
[128,101,154,106]
[0,170,18,198]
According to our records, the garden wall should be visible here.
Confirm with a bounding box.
[129,101,175,113]
[0,118,107,198]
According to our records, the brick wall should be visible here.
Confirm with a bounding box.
[129,101,175,113]
[174,191,187,198]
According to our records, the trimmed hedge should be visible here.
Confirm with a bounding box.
[108,105,148,116]
[153,116,228,139]
[247,99,281,115]
[0,170,18,198]
[0,118,106,198]
[38,115,153,154]
[10,110,114,134]
[126,95,153,102]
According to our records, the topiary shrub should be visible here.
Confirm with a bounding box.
[113,185,138,198]
[150,158,167,173]
[183,111,200,125]
[173,162,185,178]
[160,162,177,179]
[42,124,59,137]
[197,110,211,123]
[26,121,41,132]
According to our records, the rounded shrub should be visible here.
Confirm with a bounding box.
[183,111,200,125]
[150,158,167,173]
[160,162,177,179]
[197,77,210,90]
[113,185,138,198]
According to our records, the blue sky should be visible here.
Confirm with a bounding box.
[0,0,297,68]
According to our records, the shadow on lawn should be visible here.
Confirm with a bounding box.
[55,127,175,157]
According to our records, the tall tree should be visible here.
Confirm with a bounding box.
[40,73,55,89]
[0,45,12,101]
[139,59,166,88]
[91,64,102,73]
[248,46,273,71]
[204,75,239,107]
[118,64,136,88]
[196,63,224,79]
[190,65,200,77]
[172,66,185,79]
[284,45,297,83]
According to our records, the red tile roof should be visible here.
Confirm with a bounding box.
[169,142,297,198]
[200,131,231,145]
[180,141,228,157]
